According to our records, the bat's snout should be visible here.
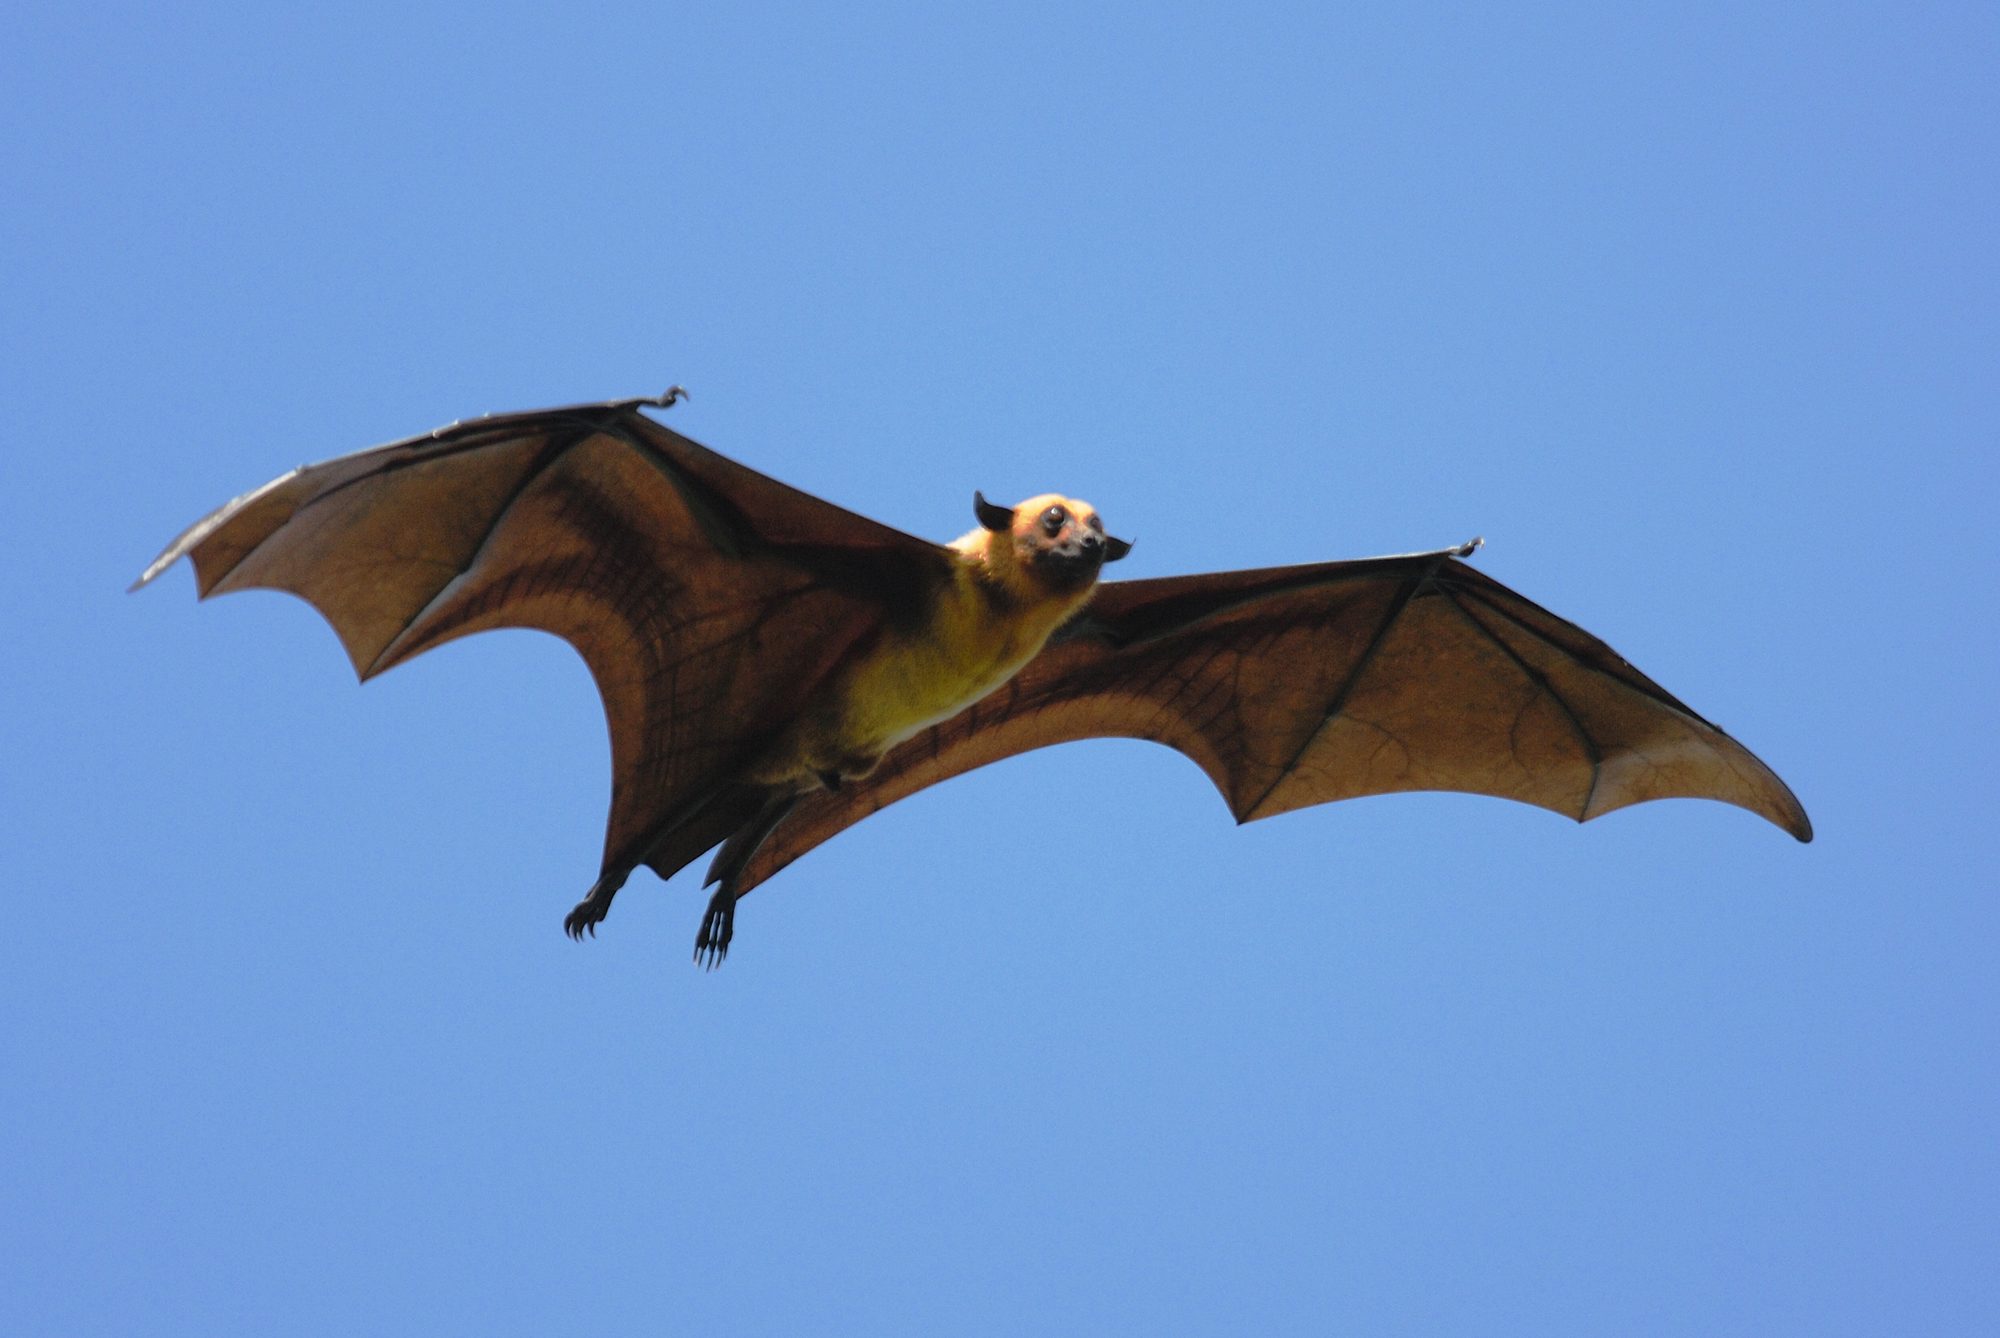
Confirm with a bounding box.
[1030,542,1107,592]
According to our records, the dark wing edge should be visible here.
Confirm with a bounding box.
[134,396,957,881]
[132,396,951,628]
[736,544,1810,895]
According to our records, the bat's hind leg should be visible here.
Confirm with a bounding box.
[693,893,735,970]
[694,792,801,970]
[567,787,757,943]
[564,866,629,940]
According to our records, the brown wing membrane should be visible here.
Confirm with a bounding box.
[135,396,953,885]
[736,543,1810,895]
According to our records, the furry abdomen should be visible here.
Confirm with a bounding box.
[759,559,1090,785]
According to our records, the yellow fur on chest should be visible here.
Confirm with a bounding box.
[840,574,1057,751]
[766,561,1085,783]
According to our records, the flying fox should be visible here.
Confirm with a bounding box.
[137,392,1810,966]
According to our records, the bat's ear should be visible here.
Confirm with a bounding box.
[973,491,1015,533]
[1103,534,1134,562]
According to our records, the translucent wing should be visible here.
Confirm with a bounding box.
[738,544,1809,894]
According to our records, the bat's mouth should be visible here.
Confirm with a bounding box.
[1031,545,1103,591]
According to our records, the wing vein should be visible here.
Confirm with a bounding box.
[191,422,570,595]
[1240,565,1433,820]
[595,416,750,558]
[361,434,578,677]
[1439,584,1603,821]
[1101,549,1466,650]
[1451,582,1712,728]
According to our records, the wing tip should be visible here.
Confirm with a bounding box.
[1750,764,1813,844]
[131,471,305,598]
[1582,783,1814,845]
[130,525,205,593]
[129,536,196,594]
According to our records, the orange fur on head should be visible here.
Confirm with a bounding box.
[954,492,1116,604]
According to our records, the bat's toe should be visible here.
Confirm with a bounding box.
[563,899,605,941]
[564,868,629,941]
[693,889,736,970]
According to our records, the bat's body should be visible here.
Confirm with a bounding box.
[759,499,1105,790]
[678,490,1116,958]
[138,394,1809,966]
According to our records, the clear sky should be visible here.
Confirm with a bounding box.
[4,2,1994,1333]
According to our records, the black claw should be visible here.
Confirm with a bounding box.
[692,887,737,970]
[565,893,611,941]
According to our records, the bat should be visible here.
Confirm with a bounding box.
[136,392,1811,966]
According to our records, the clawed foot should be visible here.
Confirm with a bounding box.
[564,868,626,940]
[564,895,608,940]
[694,889,735,970]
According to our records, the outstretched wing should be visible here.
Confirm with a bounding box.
[737,542,1810,894]
[136,396,954,883]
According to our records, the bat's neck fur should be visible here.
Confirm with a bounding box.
[947,524,1099,641]
[949,528,1055,608]
[756,525,1098,789]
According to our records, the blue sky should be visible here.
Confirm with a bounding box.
[4,2,1994,1332]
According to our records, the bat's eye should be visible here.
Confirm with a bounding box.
[1085,514,1104,533]
[1041,505,1067,537]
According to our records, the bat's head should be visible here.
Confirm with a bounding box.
[973,491,1133,595]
